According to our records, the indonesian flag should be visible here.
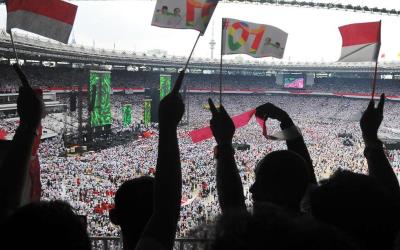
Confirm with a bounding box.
[338,21,381,62]
[6,0,78,44]
[151,0,219,34]
[222,18,288,59]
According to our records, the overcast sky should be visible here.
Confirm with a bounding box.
[1,0,400,62]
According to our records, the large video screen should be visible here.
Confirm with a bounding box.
[89,71,112,127]
[283,73,305,89]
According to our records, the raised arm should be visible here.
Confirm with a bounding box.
[256,103,316,184]
[0,65,43,220]
[360,93,400,200]
[136,72,184,250]
[209,98,246,214]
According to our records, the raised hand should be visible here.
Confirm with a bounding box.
[158,71,185,129]
[208,98,235,146]
[17,86,44,129]
[360,93,385,143]
[255,102,290,123]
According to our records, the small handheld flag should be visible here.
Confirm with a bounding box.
[338,21,381,62]
[152,0,219,34]
[6,0,78,44]
[222,18,288,59]
[338,21,382,99]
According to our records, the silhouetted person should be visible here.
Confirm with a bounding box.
[211,202,359,250]
[109,177,154,250]
[310,94,400,250]
[0,200,91,250]
[0,65,44,221]
[250,150,309,213]
[135,71,185,250]
[208,100,315,214]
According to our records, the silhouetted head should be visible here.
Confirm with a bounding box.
[310,170,400,250]
[109,176,154,244]
[211,203,358,250]
[249,150,309,212]
[211,205,295,250]
[0,201,90,250]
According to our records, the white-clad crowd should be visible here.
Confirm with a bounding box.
[2,93,400,237]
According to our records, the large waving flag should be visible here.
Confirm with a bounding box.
[6,0,78,44]
[152,0,219,34]
[222,18,288,59]
[338,21,381,62]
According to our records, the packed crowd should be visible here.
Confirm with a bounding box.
[1,64,399,95]
[2,92,400,238]
[2,63,400,250]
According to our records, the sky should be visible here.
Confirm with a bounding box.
[1,0,400,62]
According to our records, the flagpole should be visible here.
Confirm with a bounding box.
[219,19,224,105]
[9,30,29,88]
[183,32,201,73]
[9,30,19,63]
[371,59,379,99]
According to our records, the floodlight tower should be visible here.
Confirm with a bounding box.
[209,21,216,59]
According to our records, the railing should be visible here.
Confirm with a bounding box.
[90,237,213,250]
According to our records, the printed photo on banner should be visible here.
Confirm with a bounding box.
[152,0,219,33]
[222,18,288,59]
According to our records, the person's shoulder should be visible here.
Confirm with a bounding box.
[135,237,167,250]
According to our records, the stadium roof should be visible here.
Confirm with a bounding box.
[66,0,400,15]
[2,29,400,73]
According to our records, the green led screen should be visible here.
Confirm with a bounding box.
[122,104,132,127]
[144,99,151,126]
[160,74,172,100]
[89,71,112,127]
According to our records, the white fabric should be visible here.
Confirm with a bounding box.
[222,18,288,59]
[151,0,218,34]
[7,10,73,43]
[339,43,380,62]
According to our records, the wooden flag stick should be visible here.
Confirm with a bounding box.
[371,59,378,99]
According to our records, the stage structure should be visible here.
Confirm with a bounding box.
[88,71,112,138]
[122,104,132,127]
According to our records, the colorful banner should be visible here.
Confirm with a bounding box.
[222,18,288,59]
[89,71,112,127]
[144,99,152,126]
[160,74,172,100]
[122,104,132,127]
[152,0,219,34]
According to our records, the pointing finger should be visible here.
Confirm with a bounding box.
[208,98,218,116]
[172,70,185,94]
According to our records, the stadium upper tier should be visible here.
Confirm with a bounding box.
[1,29,400,73]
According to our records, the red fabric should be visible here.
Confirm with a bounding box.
[189,109,266,143]
[7,0,78,25]
[0,129,7,140]
[339,21,380,47]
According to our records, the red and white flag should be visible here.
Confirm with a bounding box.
[338,21,381,62]
[6,0,78,44]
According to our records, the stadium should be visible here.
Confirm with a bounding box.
[1,1,400,250]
